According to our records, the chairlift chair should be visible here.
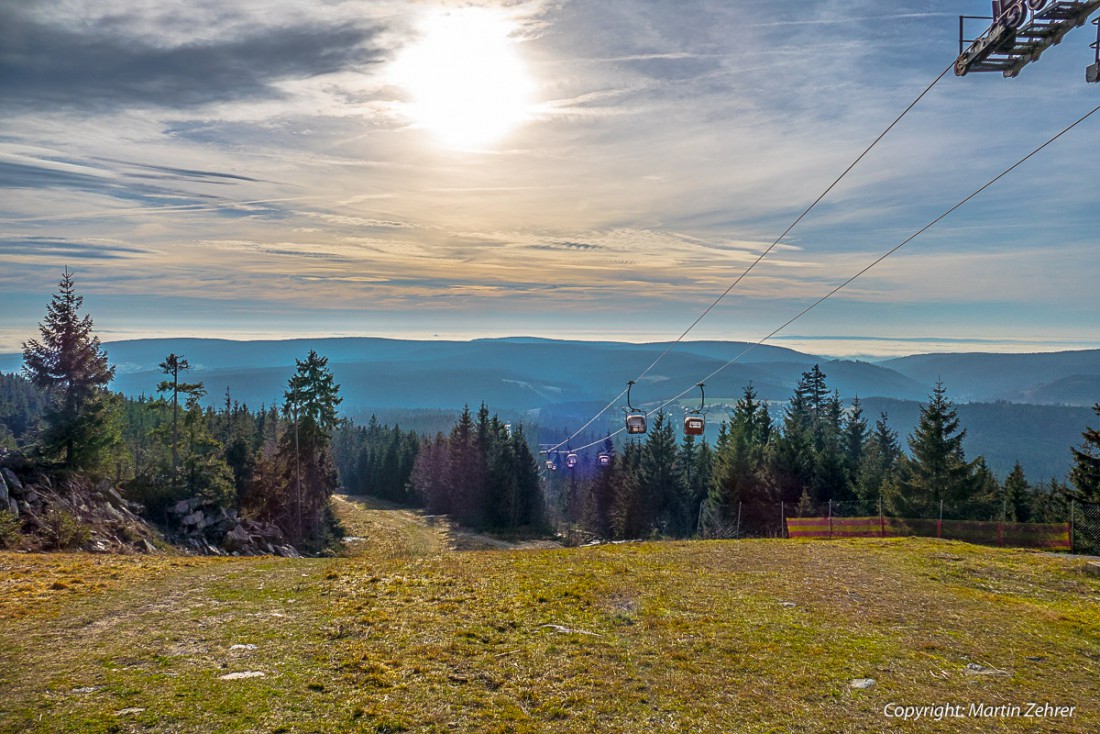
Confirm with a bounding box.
[623,380,648,434]
[683,382,706,436]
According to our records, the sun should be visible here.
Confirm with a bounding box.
[391,8,535,149]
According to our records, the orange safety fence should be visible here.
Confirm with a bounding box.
[785,516,1072,550]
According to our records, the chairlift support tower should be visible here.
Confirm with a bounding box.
[956,1,1100,82]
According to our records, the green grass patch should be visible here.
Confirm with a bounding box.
[1,499,1098,732]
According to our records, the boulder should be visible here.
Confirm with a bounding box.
[223,525,252,551]
[1,468,22,493]
[182,510,206,529]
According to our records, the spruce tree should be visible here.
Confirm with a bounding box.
[156,353,204,488]
[640,411,686,535]
[281,350,342,545]
[855,412,900,512]
[710,384,770,519]
[1069,404,1100,503]
[1002,462,1031,522]
[884,382,974,517]
[22,268,118,470]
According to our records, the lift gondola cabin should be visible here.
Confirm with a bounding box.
[623,380,647,435]
[683,382,706,437]
[597,453,612,467]
[565,452,578,469]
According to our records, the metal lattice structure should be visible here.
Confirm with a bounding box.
[956,1,1100,81]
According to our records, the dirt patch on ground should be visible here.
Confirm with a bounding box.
[333,494,561,554]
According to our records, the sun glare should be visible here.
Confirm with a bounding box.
[391,8,535,149]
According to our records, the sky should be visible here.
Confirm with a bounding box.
[1,0,1098,359]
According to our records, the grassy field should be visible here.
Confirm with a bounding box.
[1,495,1098,733]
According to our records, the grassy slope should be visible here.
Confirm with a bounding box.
[0,497,1097,733]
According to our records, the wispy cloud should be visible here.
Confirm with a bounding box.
[0,0,1096,355]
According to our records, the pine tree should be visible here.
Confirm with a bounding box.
[843,397,868,486]
[710,384,771,521]
[1069,404,1100,503]
[884,382,975,517]
[1002,462,1031,522]
[281,351,342,545]
[640,411,687,536]
[156,353,204,488]
[610,441,643,539]
[22,268,118,470]
[855,412,900,512]
[445,405,483,526]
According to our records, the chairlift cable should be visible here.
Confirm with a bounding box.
[541,62,954,455]
[629,61,955,386]
[560,102,1100,454]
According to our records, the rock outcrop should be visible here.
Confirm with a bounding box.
[0,450,299,557]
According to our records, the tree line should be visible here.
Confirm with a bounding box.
[552,364,1099,541]
[5,270,1100,548]
[11,270,345,550]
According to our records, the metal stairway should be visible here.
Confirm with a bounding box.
[956,1,1100,79]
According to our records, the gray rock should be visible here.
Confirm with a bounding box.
[850,678,876,690]
[182,510,206,528]
[1,468,22,493]
[105,487,127,508]
[0,470,8,507]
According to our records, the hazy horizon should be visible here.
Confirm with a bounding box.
[2,329,1099,366]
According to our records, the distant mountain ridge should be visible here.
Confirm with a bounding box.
[1,337,1097,481]
[1,337,1096,408]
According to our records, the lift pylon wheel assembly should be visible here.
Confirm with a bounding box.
[956,1,1100,81]
[1089,16,1100,81]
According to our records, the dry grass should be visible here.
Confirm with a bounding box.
[1,496,1098,733]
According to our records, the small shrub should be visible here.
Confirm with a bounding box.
[0,509,22,548]
[42,508,92,550]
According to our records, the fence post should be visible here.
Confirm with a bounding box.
[781,501,785,539]
[736,501,742,539]
[879,496,885,538]
[938,500,943,539]
[1070,499,1076,554]
[828,499,833,540]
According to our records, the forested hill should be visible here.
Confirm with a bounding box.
[1,337,1096,409]
[2,337,1097,480]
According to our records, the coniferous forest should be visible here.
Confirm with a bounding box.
[2,271,1099,553]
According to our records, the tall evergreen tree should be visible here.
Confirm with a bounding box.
[281,351,342,545]
[710,384,771,520]
[1069,404,1100,503]
[22,268,118,470]
[1002,462,1031,522]
[156,353,204,488]
[884,382,975,517]
[843,397,868,486]
[445,405,483,526]
[640,412,687,535]
[855,412,899,512]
